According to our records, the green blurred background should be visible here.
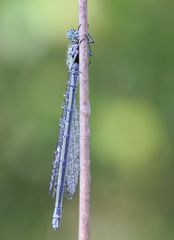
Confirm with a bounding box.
[1,0,174,239]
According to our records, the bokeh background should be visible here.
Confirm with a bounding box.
[1,0,174,239]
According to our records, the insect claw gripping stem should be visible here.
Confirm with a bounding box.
[79,33,88,44]
[49,27,93,229]
[78,23,89,30]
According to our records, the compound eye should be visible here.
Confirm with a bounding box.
[67,29,75,40]
[67,31,72,39]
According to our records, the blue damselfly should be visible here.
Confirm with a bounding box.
[49,28,94,230]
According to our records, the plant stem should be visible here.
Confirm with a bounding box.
[78,0,90,240]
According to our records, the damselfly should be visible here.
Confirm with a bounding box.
[49,28,94,230]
